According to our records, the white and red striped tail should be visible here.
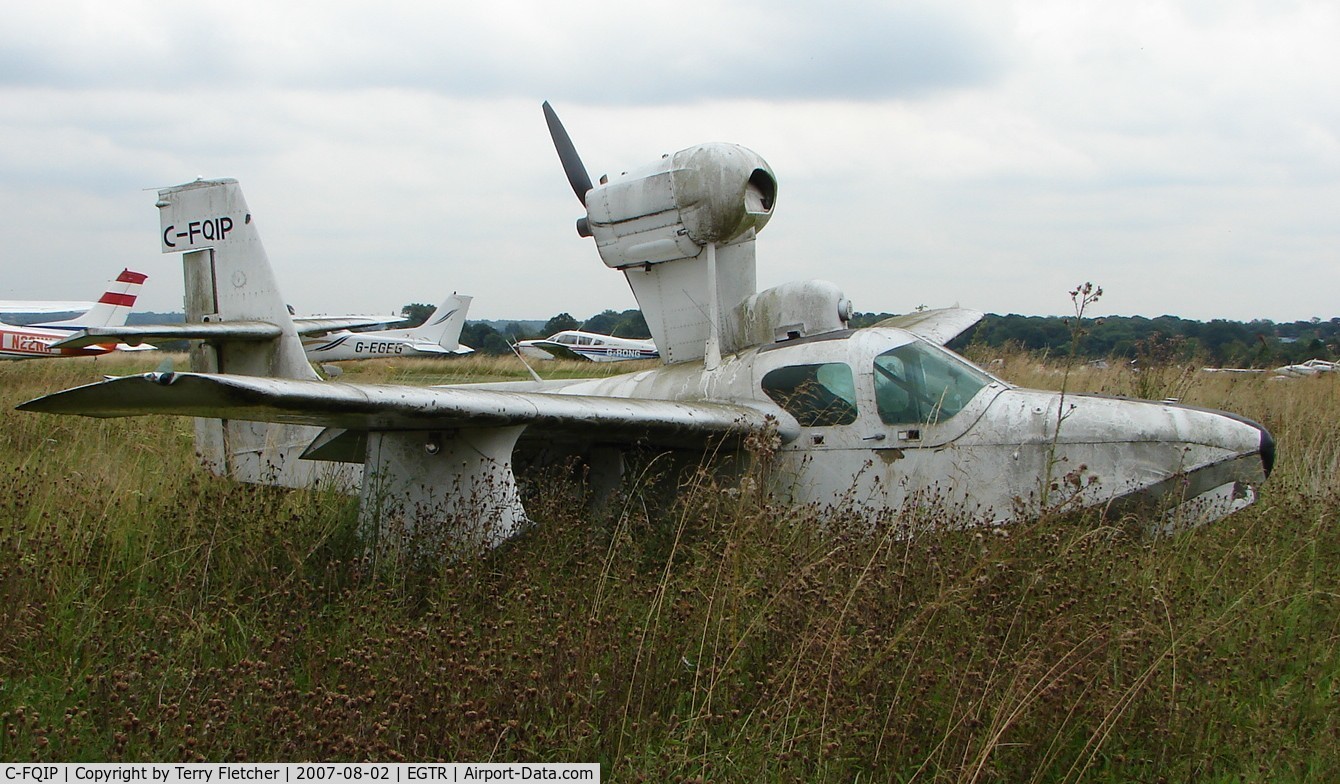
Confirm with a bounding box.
[39,269,147,329]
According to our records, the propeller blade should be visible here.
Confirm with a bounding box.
[542,101,594,206]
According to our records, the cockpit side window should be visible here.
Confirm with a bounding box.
[874,342,991,426]
[762,363,858,427]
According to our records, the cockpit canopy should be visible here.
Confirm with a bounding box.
[550,331,597,346]
[760,334,997,429]
[871,341,994,425]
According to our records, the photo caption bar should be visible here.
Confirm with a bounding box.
[0,765,599,784]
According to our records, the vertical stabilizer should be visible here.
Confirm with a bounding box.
[156,179,317,381]
[36,269,147,329]
[407,294,473,350]
[156,179,349,491]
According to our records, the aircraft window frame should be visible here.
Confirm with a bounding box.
[873,341,992,426]
[761,362,859,427]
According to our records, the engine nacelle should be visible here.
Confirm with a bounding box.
[586,143,777,269]
[729,280,853,348]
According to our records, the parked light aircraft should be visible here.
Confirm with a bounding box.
[517,330,656,362]
[301,294,474,361]
[1203,359,1338,378]
[0,269,147,360]
[20,105,1274,556]
[1273,358,1336,378]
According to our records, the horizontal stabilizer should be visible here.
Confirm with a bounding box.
[874,307,984,345]
[52,322,283,349]
[408,343,474,356]
[20,372,796,449]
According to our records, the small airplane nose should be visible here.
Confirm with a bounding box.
[1258,424,1276,478]
[1217,408,1276,479]
[1163,401,1276,481]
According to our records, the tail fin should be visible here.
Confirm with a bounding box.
[156,178,317,381]
[37,269,147,329]
[156,179,342,490]
[408,294,472,350]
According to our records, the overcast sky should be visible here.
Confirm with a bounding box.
[1,0,1336,322]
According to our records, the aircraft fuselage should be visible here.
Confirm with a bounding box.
[0,323,111,360]
[480,326,1273,528]
[302,331,461,361]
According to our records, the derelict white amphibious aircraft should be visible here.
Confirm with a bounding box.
[1,268,147,360]
[517,329,657,362]
[20,104,1274,554]
[301,294,474,361]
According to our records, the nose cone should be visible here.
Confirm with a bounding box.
[1259,423,1277,478]
[1163,400,1275,482]
[978,390,1274,527]
[1082,395,1273,526]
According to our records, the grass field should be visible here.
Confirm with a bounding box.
[1,352,1337,781]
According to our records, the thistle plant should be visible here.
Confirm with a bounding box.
[1040,282,1103,511]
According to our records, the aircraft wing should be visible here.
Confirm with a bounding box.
[52,322,283,349]
[0,300,96,314]
[874,307,984,345]
[293,316,400,335]
[521,340,587,361]
[18,372,794,449]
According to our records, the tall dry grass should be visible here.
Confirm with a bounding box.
[0,352,1336,781]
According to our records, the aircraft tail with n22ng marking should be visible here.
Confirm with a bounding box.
[34,268,148,330]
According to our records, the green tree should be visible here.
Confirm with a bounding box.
[581,310,621,335]
[461,322,505,354]
[612,309,651,339]
[479,331,513,354]
[399,303,435,328]
[542,313,580,336]
[849,312,896,329]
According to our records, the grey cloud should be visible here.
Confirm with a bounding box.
[0,3,1008,104]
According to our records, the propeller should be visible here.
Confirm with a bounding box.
[542,101,594,207]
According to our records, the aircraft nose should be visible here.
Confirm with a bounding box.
[1212,408,1275,479]
[1258,423,1276,478]
[1161,401,1276,480]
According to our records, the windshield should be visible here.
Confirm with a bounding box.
[873,341,992,426]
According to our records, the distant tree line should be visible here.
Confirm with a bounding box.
[402,303,1340,366]
[962,314,1340,367]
